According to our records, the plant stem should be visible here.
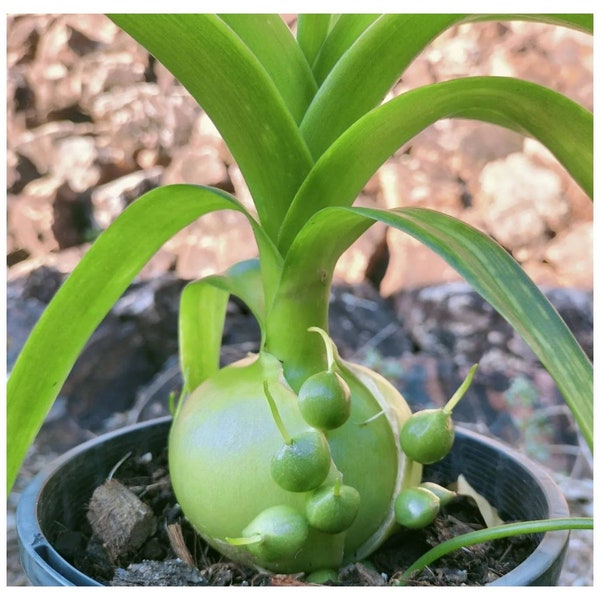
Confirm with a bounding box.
[395,517,593,585]
[358,410,385,426]
[308,326,335,371]
[264,381,293,445]
[443,363,478,414]
[333,471,343,496]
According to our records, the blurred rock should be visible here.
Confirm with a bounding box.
[91,167,164,229]
[476,153,570,262]
[13,121,94,176]
[394,282,592,369]
[89,84,200,163]
[544,222,593,290]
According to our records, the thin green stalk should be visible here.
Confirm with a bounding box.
[396,517,593,585]
[263,382,292,446]
[444,364,478,414]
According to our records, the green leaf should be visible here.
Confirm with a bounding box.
[279,76,592,251]
[6,185,260,491]
[300,14,462,158]
[270,206,593,449]
[179,259,266,392]
[219,14,317,124]
[300,13,592,160]
[296,14,332,68]
[311,14,380,84]
[179,279,229,394]
[110,14,314,241]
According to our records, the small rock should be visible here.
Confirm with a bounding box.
[87,479,156,562]
[21,264,64,303]
[111,559,207,586]
[544,223,593,290]
[91,167,163,229]
[477,153,570,260]
[338,562,387,586]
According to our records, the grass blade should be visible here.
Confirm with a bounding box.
[396,517,593,584]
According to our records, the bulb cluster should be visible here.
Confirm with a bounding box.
[227,334,478,564]
[170,323,478,574]
[228,329,361,562]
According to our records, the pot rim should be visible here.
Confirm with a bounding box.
[16,417,570,586]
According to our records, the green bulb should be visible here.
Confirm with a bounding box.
[399,408,455,464]
[233,505,309,562]
[306,483,361,533]
[298,370,351,430]
[270,430,331,492]
[394,487,440,529]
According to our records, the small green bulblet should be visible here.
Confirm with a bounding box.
[394,486,440,529]
[306,482,361,533]
[271,430,331,492]
[399,364,478,465]
[298,370,351,430]
[264,380,332,492]
[399,408,454,465]
[227,505,309,562]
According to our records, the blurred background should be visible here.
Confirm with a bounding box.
[6,14,593,586]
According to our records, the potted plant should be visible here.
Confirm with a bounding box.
[8,13,593,586]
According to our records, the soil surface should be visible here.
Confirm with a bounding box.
[51,446,535,587]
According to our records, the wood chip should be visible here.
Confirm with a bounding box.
[166,523,195,567]
[87,478,156,561]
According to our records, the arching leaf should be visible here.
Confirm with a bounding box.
[110,14,314,240]
[7,185,265,489]
[180,259,266,392]
[279,77,592,251]
[269,206,593,449]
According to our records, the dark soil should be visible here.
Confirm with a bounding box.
[50,446,536,586]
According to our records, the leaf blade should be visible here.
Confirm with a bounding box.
[179,258,266,392]
[110,14,314,240]
[280,76,592,250]
[296,14,332,68]
[271,206,593,449]
[219,14,317,124]
[311,14,380,84]
[354,206,594,451]
[301,13,591,160]
[6,185,257,490]
[300,14,462,158]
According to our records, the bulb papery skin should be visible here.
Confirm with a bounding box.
[169,352,421,573]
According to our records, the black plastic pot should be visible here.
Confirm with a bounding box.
[17,416,570,586]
